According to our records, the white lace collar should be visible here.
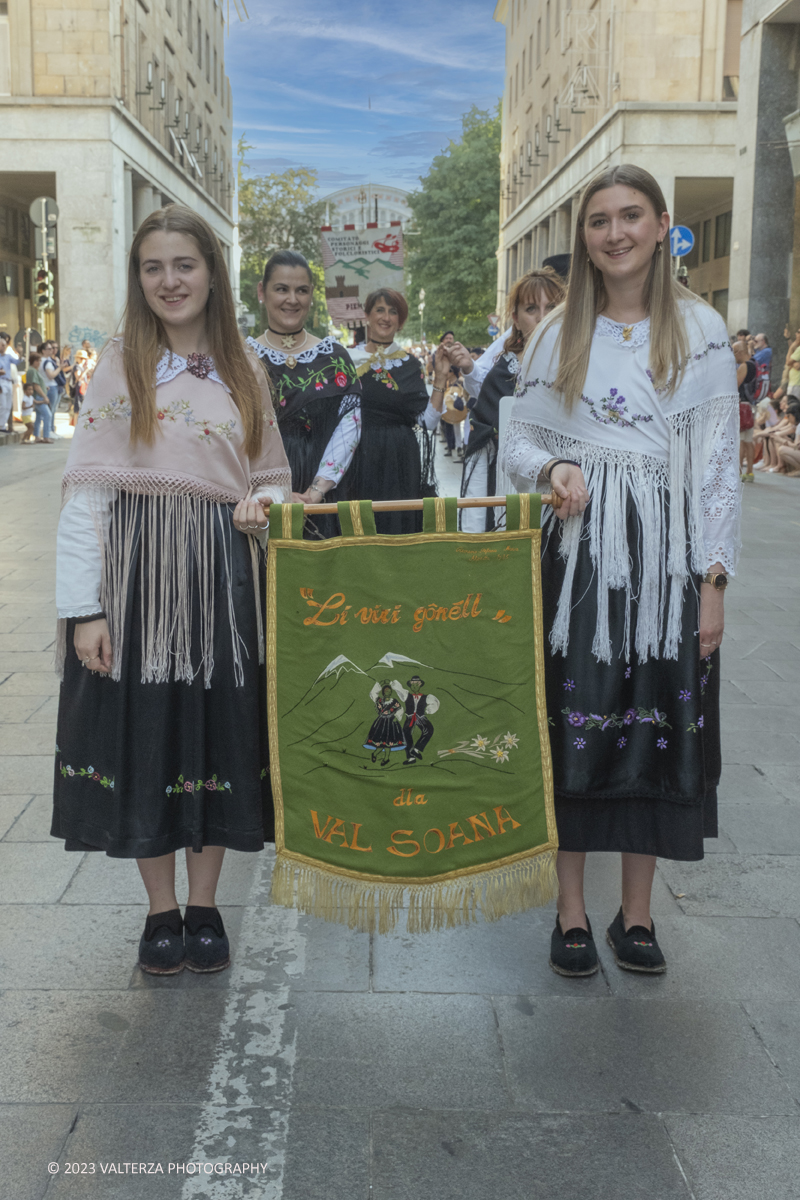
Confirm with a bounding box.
[595,315,650,349]
[246,334,337,366]
[155,349,230,392]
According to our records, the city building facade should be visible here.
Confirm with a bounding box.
[0,0,234,352]
[321,184,411,231]
[728,0,800,351]
[494,0,740,322]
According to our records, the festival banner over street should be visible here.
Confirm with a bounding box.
[267,496,558,934]
[320,226,405,326]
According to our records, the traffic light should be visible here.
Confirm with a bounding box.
[35,265,54,310]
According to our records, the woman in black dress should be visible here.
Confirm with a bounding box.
[460,267,565,532]
[348,288,445,534]
[247,250,361,538]
[502,165,740,977]
[51,205,291,976]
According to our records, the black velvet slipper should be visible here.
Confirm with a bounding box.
[549,914,599,977]
[138,908,185,975]
[184,906,231,974]
[606,907,667,973]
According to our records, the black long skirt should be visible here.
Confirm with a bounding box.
[51,497,273,858]
[542,502,721,862]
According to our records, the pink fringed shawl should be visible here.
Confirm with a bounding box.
[58,341,291,687]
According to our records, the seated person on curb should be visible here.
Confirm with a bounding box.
[772,407,800,474]
[756,401,799,471]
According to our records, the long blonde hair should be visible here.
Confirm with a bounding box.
[119,205,263,457]
[553,164,691,407]
[504,267,566,354]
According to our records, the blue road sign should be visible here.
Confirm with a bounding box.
[670,225,695,257]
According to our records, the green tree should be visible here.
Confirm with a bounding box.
[406,105,501,345]
[237,145,329,336]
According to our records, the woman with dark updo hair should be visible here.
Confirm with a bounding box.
[247,249,362,538]
[348,288,444,534]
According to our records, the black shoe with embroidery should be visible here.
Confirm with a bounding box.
[184,906,231,973]
[549,914,599,977]
[606,908,667,973]
[138,908,185,975]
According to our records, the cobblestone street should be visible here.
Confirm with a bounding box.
[2,436,799,1199]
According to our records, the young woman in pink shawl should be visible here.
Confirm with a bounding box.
[51,206,291,976]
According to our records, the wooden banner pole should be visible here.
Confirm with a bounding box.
[263,494,559,516]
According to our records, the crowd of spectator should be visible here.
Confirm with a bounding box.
[736,325,800,481]
[0,334,96,444]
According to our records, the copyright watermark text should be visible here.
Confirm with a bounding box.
[48,1162,270,1176]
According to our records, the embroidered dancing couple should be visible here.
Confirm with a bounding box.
[363,677,440,766]
[51,163,739,982]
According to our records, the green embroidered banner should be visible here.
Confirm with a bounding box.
[267,496,557,933]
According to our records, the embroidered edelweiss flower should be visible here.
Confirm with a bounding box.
[563,679,575,691]
[574,738,586,749]
[657,738,668,749]
[471,735,489,750]
[503,732,519,748]
[679,690,692,701]
[617,737,627,748]
[567,711,587,727]
[490,747,510,763]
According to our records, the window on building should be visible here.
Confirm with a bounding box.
[536,18,541,66]
[197,18,202,66]
[555,0,560,33]
[713,288,729,321]
[165,0,172,13]
[528,34,533,77]
[205,33,210,81]
[187,2,193,49]
[515,63,519,104]
[0,2,10,97]
[546,0,550,50]
[715,210,732,258]
[508,74,513,109]
[213,48,218,94]
[177,0,182,33]
[522,49,526,87]
[702,218,712,263]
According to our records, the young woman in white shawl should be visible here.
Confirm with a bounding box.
[51,206,291,977]
[501,165,739,977]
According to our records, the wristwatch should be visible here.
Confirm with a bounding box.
[702,572,728,591]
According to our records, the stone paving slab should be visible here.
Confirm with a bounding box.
[742,1001,800,1105]
[665,1115,800,1200]
[493,997,796,1114]
[659,856,800,918]
[0,1103,77,1200]
[367,1111,692,1200]
[290,992,509,1111]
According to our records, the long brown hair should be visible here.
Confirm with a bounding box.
[504,267,566,354]
[550,164,692,408]
[119,205,263,456]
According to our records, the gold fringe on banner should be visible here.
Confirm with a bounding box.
[270,849,558,935]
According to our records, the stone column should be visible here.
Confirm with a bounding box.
[132,183,156,231]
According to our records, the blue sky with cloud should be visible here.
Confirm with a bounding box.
[226,1,506,196]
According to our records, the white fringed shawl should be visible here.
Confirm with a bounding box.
[57,341,291,687]
[500,299,741,665]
